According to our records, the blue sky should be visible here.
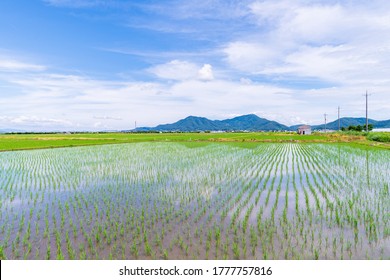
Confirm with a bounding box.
[1,0,389,131]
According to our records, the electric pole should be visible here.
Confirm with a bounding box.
[338,106,341,131]
[324,113,327,133]
[364,91,369,132]
[135,121,137,130]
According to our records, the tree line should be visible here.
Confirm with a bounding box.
[341,124,373,132]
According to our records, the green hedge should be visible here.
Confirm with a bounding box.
[367,132,390,143]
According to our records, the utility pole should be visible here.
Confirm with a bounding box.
[135,121,137,130]
[324,113,327,133]
[365,90,368,132]
[338,106,341,131]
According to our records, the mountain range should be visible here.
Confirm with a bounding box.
[309,118,390,131]
[1,115,389,133]
[134,114,390,132]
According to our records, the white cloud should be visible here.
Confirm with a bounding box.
[0,67,306,130]
[250,1,353,43]
[1,67,389,131]
[223,41,279,73]
[282,5,349,43]
[0,58,46,72]
[149,60,215,81]
[198,64,214,81]
[93,115,122,120]
[223,0,390,87]
[262,45,358,81]
[0,115,72,126]
[148,60,199,80]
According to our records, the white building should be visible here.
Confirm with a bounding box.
[297,125,312,135]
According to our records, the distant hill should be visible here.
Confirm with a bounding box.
[219,114,289,131]
[376,119,390,128]
[134,115,390,132]
[312,118,373,130]
[312,117,390,130]
[135,114,289,132]
[153,116,220,131]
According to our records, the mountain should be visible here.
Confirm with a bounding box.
[312,118,376,130]
[135,115,390,132]
[153,116,220,131]
[376,119,390,128]
[135,114,289,132]
[311,117,390,130]
[220,114,288,131]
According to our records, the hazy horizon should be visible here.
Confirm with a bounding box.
[1,113,389,133]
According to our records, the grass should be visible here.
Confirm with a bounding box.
[367,132,390,143]
[0,132,330,152]
[1,131,390,152]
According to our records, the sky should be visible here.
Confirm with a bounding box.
[0,0,389,131]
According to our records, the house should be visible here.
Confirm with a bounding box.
[297,125,311,135]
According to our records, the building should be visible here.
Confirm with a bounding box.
[297,125,311,135]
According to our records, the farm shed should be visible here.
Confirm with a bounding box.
[297,125,311,135]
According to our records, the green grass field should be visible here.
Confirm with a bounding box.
[0,132,335,152]
[0,131,389,152]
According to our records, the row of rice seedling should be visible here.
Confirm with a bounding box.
[0,142,388,259]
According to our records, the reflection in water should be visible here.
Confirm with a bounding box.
[338,145,341,166]
[0,143,388,260]
[366,149,370,188]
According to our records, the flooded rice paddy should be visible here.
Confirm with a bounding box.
[0,142,389,259]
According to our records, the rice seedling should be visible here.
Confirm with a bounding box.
[0,245,6,260]
[0,142,388,260]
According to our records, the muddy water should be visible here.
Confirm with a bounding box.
[0,143,389,260]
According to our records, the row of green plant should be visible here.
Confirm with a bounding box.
[0,142,388,260]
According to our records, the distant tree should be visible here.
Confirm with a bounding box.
[343,124,373,132]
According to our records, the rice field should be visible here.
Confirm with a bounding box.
[0,142,389,260]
